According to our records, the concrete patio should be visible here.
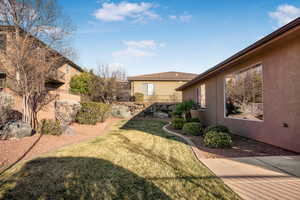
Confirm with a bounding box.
[200,156,300,200]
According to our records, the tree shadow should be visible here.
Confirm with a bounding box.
[0,157,172,200]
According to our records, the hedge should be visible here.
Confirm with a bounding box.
[204,131,232,148]
[39,119,62,136]
[76,102,111,125]
[182,122,203,136]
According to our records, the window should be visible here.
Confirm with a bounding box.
[200,84,206,108]
[0,73,6,89]
[142,83,154,96]
[225,64,263,121]
[0,34,7,51]
[196,84,206,108]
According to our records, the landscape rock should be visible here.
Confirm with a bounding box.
[111,105,132,119]
[168,104,176,112]
[153,111,169,119]
[0,121,33,140]
[55,100,81,126]
[0,93,21,126]
[61,125,76,136]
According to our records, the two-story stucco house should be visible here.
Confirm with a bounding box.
[128,71,197,102]
[0,25,83,121]
[177,17,300,153]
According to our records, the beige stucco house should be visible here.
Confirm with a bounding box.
[177,17,300,153]
[128,71,197,102]
[0,25,83,121]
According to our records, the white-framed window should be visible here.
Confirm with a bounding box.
[66,64,70,74]
[200,84,206,108]
[225,64,263,121]
[142,83,154,96]
[196,84,206,108]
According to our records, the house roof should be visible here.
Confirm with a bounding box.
[0,25,83,72]
[177,17,300,91]
[128,71,197,81]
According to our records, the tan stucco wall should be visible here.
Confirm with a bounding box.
[0,29,82,122]
[131,80,187,102]
[182,26,300,153]
[58,63,81,92]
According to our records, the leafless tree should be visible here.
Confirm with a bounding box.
[0,0,75,129]
[89,65,127,103]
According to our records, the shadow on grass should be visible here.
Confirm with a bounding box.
[0,157,172,200]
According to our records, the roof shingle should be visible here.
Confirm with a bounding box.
[128,71,197,81]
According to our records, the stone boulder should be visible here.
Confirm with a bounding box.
[0,93,20,126]
[0,121,33,140]
[61,125,76,136]
[111,105,132,119]
[153,111,169,119]
[55,100,81,126]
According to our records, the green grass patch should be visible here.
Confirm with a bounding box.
[0,119,239,200]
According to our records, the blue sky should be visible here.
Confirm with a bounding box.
[59,0,300,76]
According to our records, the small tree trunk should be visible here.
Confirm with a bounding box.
[22,94,32,125]
[32,110,39,130]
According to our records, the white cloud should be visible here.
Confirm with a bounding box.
[169,14,192,23]
[124,40,164,49]
[169,15,177,20]
[179,15,192,23]
[112,40,165,57]
[269,4,300,27]
[94,1,159,22]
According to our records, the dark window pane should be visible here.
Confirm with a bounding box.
[0,34,7,51]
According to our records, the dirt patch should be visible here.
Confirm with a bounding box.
[0,118,120,171]
[166,124,298,159]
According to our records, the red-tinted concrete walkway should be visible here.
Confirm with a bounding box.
[163,124,300,200]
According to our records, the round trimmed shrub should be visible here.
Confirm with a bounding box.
[39,119,62,136]
[204,125,230,135]
[182,122,203,136]
[171,118,185,130]
[204,131,232,148]
[76,102,111,125]
[187,118,200,123]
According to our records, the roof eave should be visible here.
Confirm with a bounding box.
[177,17,300,91]
[128,79,191,81]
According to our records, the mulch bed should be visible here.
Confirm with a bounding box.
[166,124,298,159]
[0,118,120,172]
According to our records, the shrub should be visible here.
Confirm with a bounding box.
[134,93,144,102]
[39,119,62,136]
[171,110,182,118]
[76,102,111,125]
[173,100,196,120]
[171,118,185,130]
[182,122,203,136]
[204,125,230,135]
[204,131,232,148]
[174,100,196,115]
[70,72,94,95]
[187,118,200,123]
